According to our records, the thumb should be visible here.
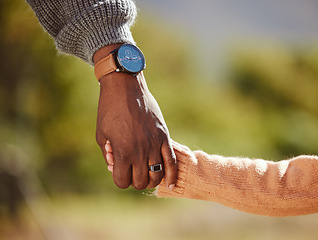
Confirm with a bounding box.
[161,138,178,190]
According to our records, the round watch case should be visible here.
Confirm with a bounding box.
[113,44,146,74]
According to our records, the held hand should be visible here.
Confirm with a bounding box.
[96,72,177,190]
[94,45,177,190]
[105,140,176,191]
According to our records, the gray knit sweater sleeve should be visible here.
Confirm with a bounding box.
[26,0,137,65]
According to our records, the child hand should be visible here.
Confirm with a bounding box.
[105,140,114,172]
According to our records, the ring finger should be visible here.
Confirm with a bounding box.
[147,158,164,189]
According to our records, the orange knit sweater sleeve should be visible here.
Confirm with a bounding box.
[156,141,318,217]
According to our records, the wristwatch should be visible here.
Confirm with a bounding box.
[94,44,146,81]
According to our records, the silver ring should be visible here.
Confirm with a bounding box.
[149,163,162,172]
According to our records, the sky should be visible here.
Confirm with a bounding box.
[135,0,318,43]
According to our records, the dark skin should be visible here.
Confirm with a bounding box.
[94,44,177,190]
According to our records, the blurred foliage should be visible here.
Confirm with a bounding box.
[227,44,318,158]
[1,0,318,203]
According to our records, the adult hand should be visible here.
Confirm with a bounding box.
[94,44,177,190]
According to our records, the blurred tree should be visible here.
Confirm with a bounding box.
[229,44,318,158]
[0,0,99,195]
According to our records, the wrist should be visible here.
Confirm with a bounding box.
[94,44,148,91]
[98,72,149,107]
[94,43,146,82]
[93,44,124,65]
[99,71,137,90]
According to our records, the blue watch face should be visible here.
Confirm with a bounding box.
[116,44,146,73]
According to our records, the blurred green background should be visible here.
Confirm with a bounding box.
[1,0,318,239]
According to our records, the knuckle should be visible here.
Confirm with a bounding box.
[114,149,129,163]
[133,181,148,190]
[134,146,145,158]
[114,179,130,189]
[133,176,148,189]
[116,146,146,165]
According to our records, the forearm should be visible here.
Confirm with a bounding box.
[157,141,318,217]
[26,0,137,65]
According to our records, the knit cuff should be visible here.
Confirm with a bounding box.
[55,0,137,65]
[156,141,197,198]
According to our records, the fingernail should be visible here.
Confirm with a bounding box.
[108,165,113,172]
[168,184,175,191]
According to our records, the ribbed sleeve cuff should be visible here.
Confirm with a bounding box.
[55,0,136,65]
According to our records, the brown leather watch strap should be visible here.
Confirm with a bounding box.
[94,54,118,81]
